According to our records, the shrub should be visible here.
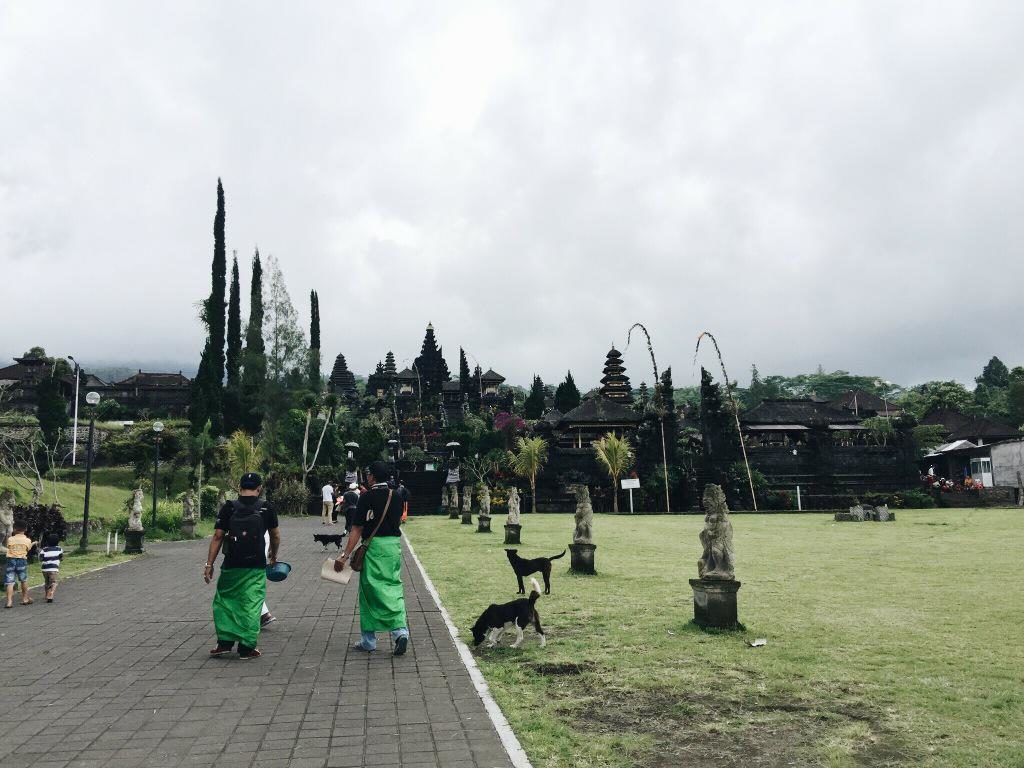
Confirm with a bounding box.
[896,489,936,509]
[270,478,309,516]
[12,504,68,544]
[762,490,792,511]
[200,485,222,519]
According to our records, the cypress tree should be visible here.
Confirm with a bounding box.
[195,178,227,436]
[308,290,321,390]
[459,348,471,394]
[553,370,581,413]
[240,249,266,434]
[36,372,68,448]
[190,350,210,436]
[524,375,546,419]
[223,253,243,433]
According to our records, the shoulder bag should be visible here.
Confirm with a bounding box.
[349,490,392,572]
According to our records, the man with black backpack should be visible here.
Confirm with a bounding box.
[203,473,280,659]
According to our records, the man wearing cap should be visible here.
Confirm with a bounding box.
[204,473,280,659]
[336,461,409,655]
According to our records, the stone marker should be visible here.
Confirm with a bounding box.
[447,484,460,519]
[569,484,596,574]
[124,488,145,553]
[180,488,196,538]
[689,484,741,629]
[504,486,522,544]
[477,485,491,532]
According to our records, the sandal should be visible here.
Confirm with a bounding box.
[21,599,33,605]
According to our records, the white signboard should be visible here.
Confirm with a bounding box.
[621,478,640,489]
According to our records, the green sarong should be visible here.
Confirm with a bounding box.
[212,567,266,648]
[358,537,407,632]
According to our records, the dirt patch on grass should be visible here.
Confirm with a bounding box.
[569,685,917,768]
[530,661,594,676]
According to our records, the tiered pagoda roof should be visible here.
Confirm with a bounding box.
[599,347,632,403]
[329,353,358,400]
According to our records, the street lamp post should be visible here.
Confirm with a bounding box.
[80,391,100,552]
[68,356,81,465]
[151,421,164,528]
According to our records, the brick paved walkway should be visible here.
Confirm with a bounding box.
[0,517,516,768]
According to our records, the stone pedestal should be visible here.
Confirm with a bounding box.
[180,521,195,539]
[569,543,596,574]
[477,516,491,533]
[461,511,473,525]
[504,523,521,545]
[124,529,145,554]
[448,510,459,520]
[689,578,741,630]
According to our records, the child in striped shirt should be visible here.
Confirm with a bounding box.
[40,534,63,603]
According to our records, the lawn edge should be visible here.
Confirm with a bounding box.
[25,554,141,592]
[404,533,534,768]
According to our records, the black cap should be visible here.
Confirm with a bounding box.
[368,461,389,482]
[240,472,262,489]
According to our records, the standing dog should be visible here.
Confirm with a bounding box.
[471,577,546,648]
[313,533,345,550]
[505,548,565,594]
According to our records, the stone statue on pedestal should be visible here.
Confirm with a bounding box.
[506,487,521,525]
[128,489,145,532]
[182,489,196,522]
[479,485,491,516]
[0,489,15,544]
[572,485,593,545]
[698,485,735,580]
[462,486,473,513]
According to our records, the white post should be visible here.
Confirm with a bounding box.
[629,488,634,515]
[113,531,119,553]
[106,532,111,556]
[796,485,802,512]
[71,364,80,465]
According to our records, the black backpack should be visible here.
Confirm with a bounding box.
[224,500,266,567]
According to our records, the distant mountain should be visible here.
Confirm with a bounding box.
[83,362,198,384]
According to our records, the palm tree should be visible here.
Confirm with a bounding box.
[593,432,634,513]
[506,436,548,513]
[224,430,263,480]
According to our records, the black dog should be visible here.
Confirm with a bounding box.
[505,548,565,594]
[313,533,345,550]
[471,577,546,649]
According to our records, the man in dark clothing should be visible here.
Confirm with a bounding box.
[204,473,280,659]
[337,461,409,655]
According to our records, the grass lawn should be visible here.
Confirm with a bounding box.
[408,509,1024,768]
[2,472,131,522]
[3,466,195,523]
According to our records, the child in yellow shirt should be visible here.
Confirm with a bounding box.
[5,522,36,608]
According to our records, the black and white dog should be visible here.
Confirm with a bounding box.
[313,532,345,550]
[471,577,546,649]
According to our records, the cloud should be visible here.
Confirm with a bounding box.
[1,1,1022,390]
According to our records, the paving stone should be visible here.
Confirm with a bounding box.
[0,519,516,767]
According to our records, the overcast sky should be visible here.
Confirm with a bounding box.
[2,1,1021,391]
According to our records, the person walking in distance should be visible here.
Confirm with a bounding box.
[342,482,360,533]
[397,480,410,523]
[321,481,335,525]
[336,461,410,655]
[204,473,280,659]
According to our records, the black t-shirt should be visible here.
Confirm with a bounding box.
[215,496,279,569]
[354,486,402,538]
[342,490,359,510]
